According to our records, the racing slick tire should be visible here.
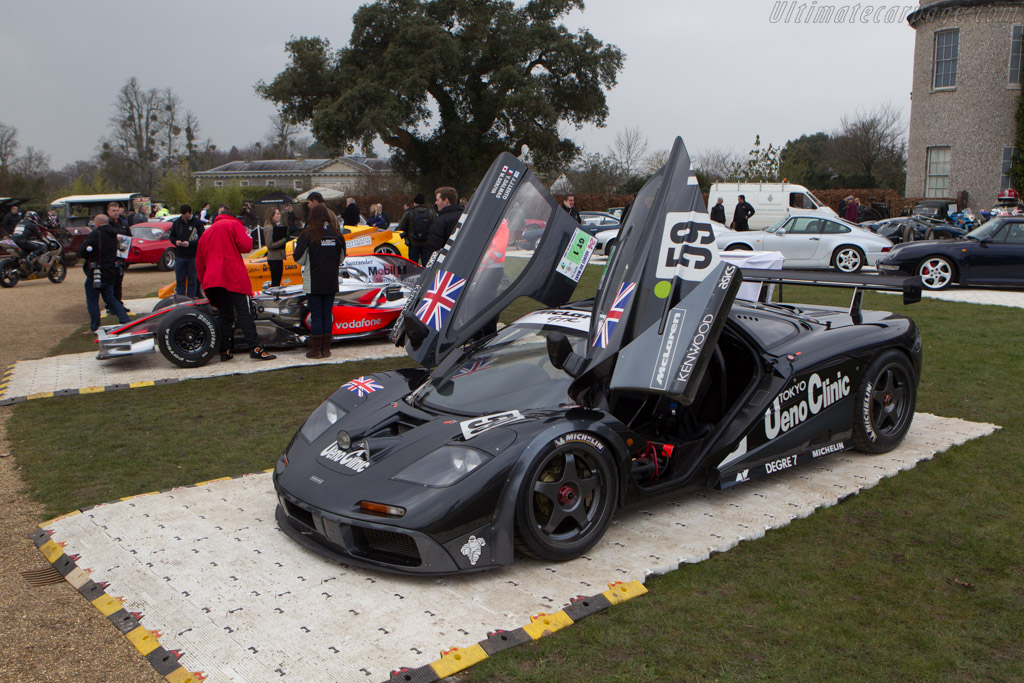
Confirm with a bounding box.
[47,257,67,284]
[916,255,955,290]
[156,307,220,368]
[514,435,618,562]
[158,248,176,271]
[0,258,20,288]
[832,245,865,273]
[852,350,917,454]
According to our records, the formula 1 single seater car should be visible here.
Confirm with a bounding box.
[95,254,422,367]
[274,138,924,575]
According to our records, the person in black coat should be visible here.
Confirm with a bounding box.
[78,214,130,330]
[293,203,346,359]
[168,204,205,297]
[341,197,361,226]
[426,186,463,253]
[731,195,756,231]
[561,194,581,222]
[710,197,726,224]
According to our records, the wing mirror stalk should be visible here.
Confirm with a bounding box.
[546,332,585,378]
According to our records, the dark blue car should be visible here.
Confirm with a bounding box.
[877,216,1024,290]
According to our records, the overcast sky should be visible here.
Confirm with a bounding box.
[0,0,918,169]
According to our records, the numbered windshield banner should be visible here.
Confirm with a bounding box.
[557,228,597,283]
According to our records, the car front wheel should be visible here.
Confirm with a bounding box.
[514,436,618,562]
[156,307,220,368]
[832,246,865,273]
[916,256,955,290]
[852,350,917,454]
[373,243,401,256]
[724,244,752,251]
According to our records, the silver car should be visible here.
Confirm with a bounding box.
[715,212,893,273]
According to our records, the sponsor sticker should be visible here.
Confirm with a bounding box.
[516,309,591,332]
[343,376,383,397]
[556,228,597,283]
[347,236,372,248]
[553,432,605,451]
[764,370,852,440]
[651,309,685,390]
[460,410,525,440]
[319,441,371,473]
[460,535,487,566]
[675,313,716,386]
[810,441,846,458]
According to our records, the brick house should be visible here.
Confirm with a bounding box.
[192,156,395,194]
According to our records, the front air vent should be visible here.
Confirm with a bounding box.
[354,527,421,566]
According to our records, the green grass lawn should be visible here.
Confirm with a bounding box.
[8,271,1024,680]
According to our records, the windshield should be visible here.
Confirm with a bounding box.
[416,324,588,414]
[966,217,1006,240]
[131,226,165,240]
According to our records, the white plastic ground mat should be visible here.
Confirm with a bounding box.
[0,339,405,405]
[36,412,996,683]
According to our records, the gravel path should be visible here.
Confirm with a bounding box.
[0,266,168,682]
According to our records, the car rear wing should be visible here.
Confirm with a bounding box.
[738,269,923,324]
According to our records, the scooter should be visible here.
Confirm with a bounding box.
[0,234,67,287]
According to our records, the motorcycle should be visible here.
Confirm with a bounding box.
[0,234,68,287]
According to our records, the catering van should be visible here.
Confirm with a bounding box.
[708,182,835,231]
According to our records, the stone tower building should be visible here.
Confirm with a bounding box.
[905,0,1023,208]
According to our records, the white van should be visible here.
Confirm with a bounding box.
[708,183,836,231]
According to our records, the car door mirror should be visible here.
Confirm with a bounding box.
[546,332,585,377]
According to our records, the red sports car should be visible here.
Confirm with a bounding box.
[124,222,177,271]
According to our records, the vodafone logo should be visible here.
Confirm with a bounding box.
[333,317,383,332]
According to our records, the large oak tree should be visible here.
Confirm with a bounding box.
[256,0,623,191]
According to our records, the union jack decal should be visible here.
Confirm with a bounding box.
[592,281,636,349]
[416,270,466,331]
[453,357,495,379]
[343,376,383,398]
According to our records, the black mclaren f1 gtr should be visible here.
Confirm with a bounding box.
[273,136,924,575]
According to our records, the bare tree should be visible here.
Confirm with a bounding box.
[565,152,624,194]
[610,126,649,178]
[644,148,671,174]
[100,78,167,192]
[693,147,741,181]
[16,147,51,177]
[831,102,906,188]
[0,122,19,172]
[264,113,309,157]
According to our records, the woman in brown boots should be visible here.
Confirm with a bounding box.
[293,204,346,359]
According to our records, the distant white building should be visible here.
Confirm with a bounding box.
[192,157,394,194]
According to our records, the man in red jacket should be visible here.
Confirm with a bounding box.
[196,212,276,361]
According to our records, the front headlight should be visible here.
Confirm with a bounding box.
[392,446,492,487]
[299,399,346,442]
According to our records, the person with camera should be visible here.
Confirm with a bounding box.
[78,214,130,332]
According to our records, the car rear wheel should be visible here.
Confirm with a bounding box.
[916,256,955,290]
[0,258,20,288]
[832,246,864,273]
[852,350,916,454]
[156,307,220,368]
[158,249,176,271]
[47,257,66,283]
[373,243,401,256]
[514,436,617,562]
[603,238,617,256]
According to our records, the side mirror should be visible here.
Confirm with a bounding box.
[384,284,403,301]
[546,332,573,371]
